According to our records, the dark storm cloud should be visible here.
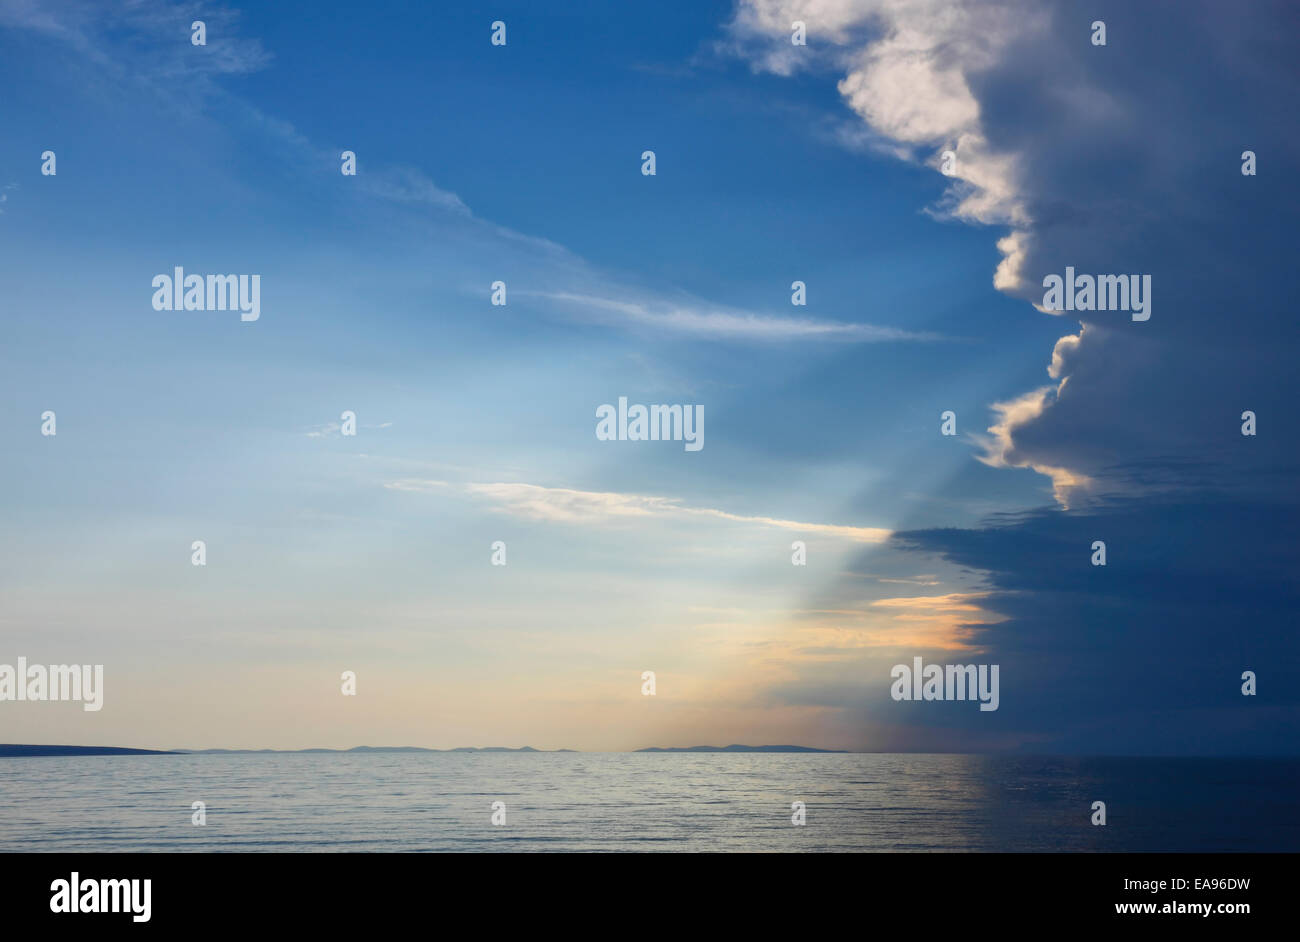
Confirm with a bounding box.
[965,0,1300,497]
[884,491,1300,753]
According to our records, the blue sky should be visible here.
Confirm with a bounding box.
[2,0,1296,754]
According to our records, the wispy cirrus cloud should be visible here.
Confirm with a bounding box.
[386,479,892,542]
[526,290,946,343]
[0,0,273,78]
[4,0,940,350]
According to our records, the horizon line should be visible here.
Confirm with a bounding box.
[3,743,1297,759]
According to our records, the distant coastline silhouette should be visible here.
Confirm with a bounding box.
[1,743,841,757]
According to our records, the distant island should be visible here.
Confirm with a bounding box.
[1,743,841,757]
[636,745,846,753]
[175,746,576,754]
[0,744,568,757]
[0,745,177,757]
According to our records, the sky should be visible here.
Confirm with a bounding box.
[1,0,1296,754]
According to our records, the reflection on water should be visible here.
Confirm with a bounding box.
[3,753,1296,852]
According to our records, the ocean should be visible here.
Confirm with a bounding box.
[2,753,1296,852]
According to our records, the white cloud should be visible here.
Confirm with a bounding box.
[728,1,1292,505]
[387,479,892,542]
[971,385,1090,504]
[728,0,1041,233]
[528,290,944,342]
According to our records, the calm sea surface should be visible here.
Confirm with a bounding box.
[2,753,1296,852]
